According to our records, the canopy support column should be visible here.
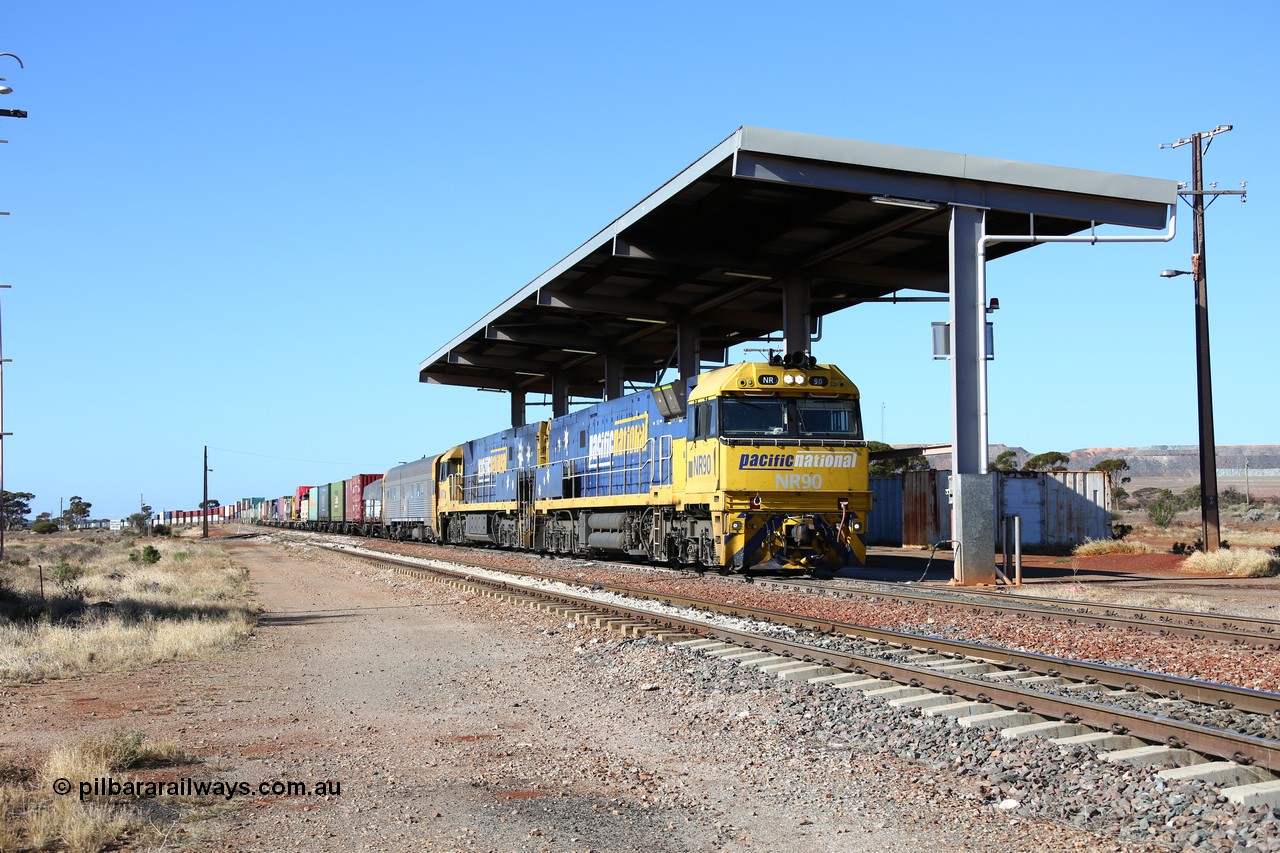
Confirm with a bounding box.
[678,318,700,386]
[783,276,812,355]
[949,205,995,585]
[552,373,569,418]
[510,390,526,428]
[604,353,624,401]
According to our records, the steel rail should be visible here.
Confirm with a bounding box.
[262,527,1280,647]
[350,547,1280,774]
[705,625,1280,775]
[755,578,1280,649]
[323,541,1280,717]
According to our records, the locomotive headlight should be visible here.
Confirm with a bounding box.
[852,521,863,532]
[791,373,805,384]
[783,374,795,385]
[731,520,743,532]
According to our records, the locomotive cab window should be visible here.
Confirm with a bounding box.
[690,401,717,439]
[721,398,788,437]
[719,396,862,440]
[797,399,863,439]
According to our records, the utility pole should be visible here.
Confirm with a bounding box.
[202,445,210,539]
[1160,125,1246,552]
[0,51,24,560]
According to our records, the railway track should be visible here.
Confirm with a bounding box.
[276,529,1280,651]
[755,576,1280,649]
[279,532,1280,806]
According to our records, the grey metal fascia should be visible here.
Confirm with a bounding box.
[736,126,1176,207]
[418,129,747,375]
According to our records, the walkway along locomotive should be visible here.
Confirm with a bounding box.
[257,359,872,572]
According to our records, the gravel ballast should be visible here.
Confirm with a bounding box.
[220,537,1280,851]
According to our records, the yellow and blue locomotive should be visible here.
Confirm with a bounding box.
[387,359,871,572]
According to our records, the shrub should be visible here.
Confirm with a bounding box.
[1182,547,1280,577]
[51,562,85,598]
[1173,538,1231,555]
[1220,486,1247,507]
[32,520,58,535]
[1146,496,1179,528]
[1132,487,1176,508]
[130,546,162,565]
[1073,538,1155,557]
[151,523,172,537]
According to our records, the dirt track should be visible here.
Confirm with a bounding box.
[2,538,1147,850]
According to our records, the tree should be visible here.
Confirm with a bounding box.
[1091,458,1129,476]
[1022,451,1071,472]
[1,490,35,529]
[867,441,933,477]
[128,502,153,534]
[200,499,220,509]
[1146,495,1179,528]
[1133,487,1173,507]
[991,450,1019,472]
[60,496,92,530]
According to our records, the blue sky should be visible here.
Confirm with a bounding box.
[2,1,1274,520]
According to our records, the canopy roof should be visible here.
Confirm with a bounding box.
[419,126,1175,399]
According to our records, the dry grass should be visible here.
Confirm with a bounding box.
[1020,583,1215,612]
[1072,538,1157,557]
[1,727,188,852]
[0,535,256,683]
[1181,547,1280,578]
[0,535,252,849]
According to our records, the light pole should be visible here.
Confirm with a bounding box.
[0,51,24,559]
[1160,124,1246,552]
[202,446,210,539]
[1160,264,1219,549]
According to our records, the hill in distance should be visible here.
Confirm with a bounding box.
[921,445,1280,477]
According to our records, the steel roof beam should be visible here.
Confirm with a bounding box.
[735,151,1171,229]
[535,289,781,331]
[418,371,513,390]
[612,235,785,277]
[804,261,950,294]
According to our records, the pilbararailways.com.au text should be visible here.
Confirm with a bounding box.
[52,776,343,802]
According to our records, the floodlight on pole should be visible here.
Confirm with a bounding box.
[0,51,21,558]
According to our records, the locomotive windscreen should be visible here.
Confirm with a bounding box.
[796,399,863,439]
[721,398,788,437]
[720,397,862,440]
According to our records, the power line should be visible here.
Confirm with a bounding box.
[207,446,386,469]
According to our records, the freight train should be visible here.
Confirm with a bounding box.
[247,358,872,573]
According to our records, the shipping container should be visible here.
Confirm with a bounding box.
[328,481,344,526]
[345,474,384,523]
[294,486,314,521]
[904,470,951,548]
[307,487,319,522]
[363,478,383,524]
[317,484,332,522]
[997,470,1111,548]
[868,477,903,546]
